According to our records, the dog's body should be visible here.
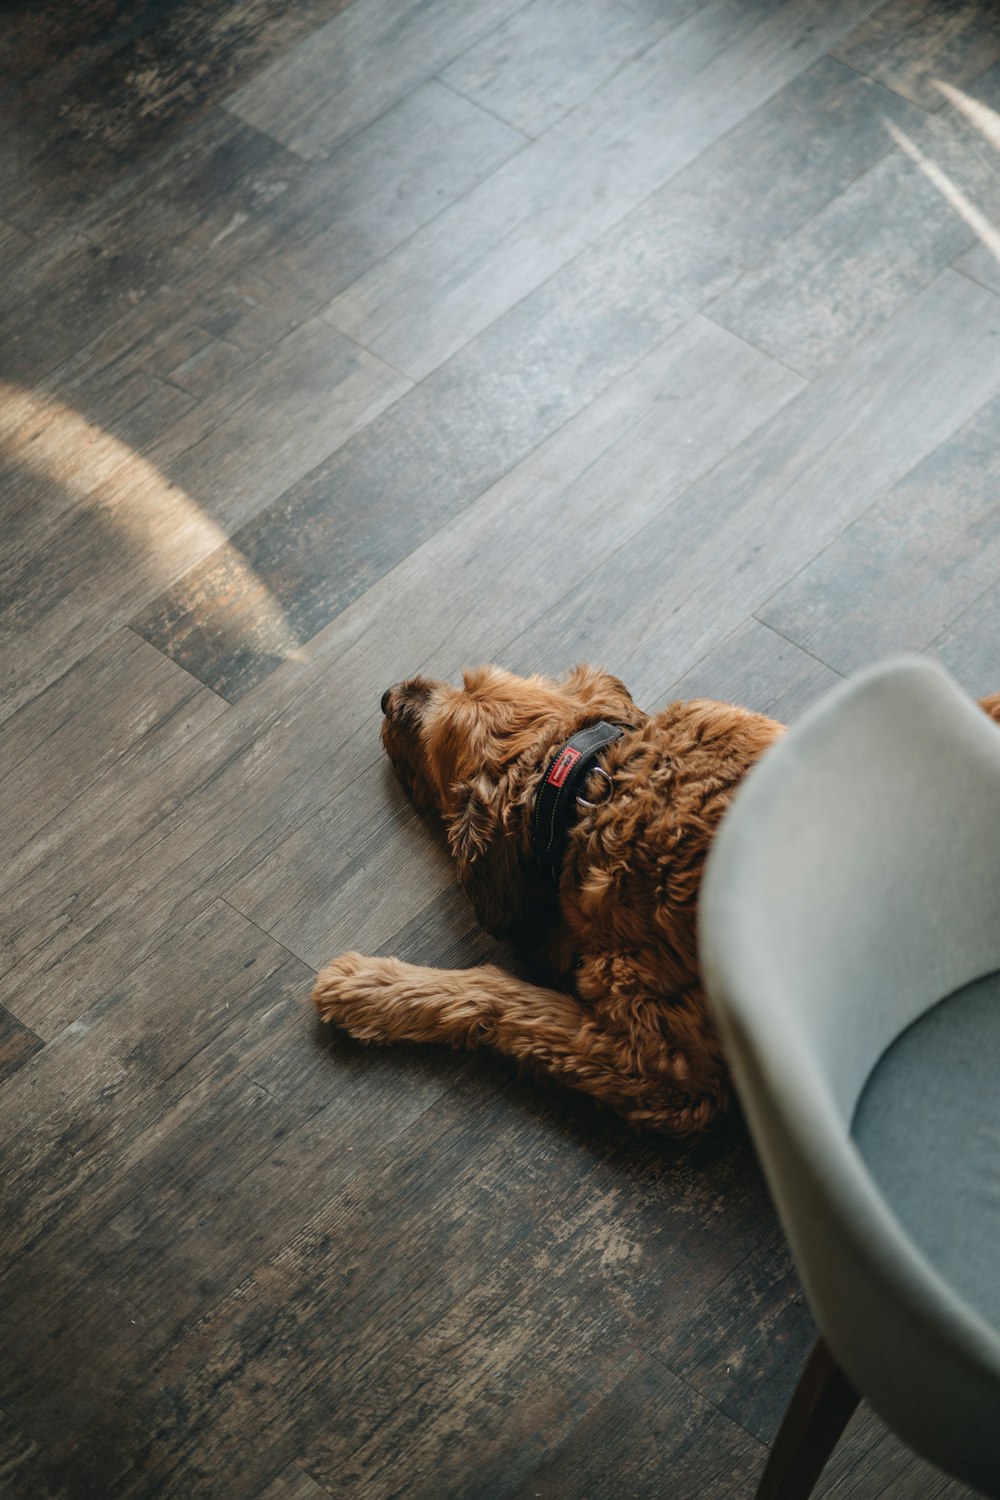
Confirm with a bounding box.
[314,666,1000,1135]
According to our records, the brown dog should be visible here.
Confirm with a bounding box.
[313,665,1000,1134]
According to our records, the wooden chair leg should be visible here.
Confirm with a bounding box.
[755,1337,860,1500]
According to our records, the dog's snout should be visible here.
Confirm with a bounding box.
[382,677,434,724]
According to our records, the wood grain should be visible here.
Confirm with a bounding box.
[323,0,882,380]
[0,377,197,588]
[0,111,301,390]
[439,0,696,137]
[928,578,1000,700]
[0,1409,47,1500]
[0,629,225,864]
[129,309,798,701]
[332,46,926,378]
[757,391,1000,674]
[0,318,797,1036]
[830,0,1000,111]
[657,619,843,723]
[0,221,29,270]
[955,241,1000,300]
[2,318,408,722]
[225,0,527,160]
[0,79,515,594]
[242,79,527,305]
[506,1353,766,1500]
[134,49,920,701]
[2,73,512,419]
[507,270,1000,693]
[255,1467,334,1500]
[657,1227,976,1496]
[656,1226,816,1442]
[0,901,307,1271]
[89,1103,774,1498]
[707,65,1000,378]
[0,1007,44,1086]
[220,319,801,956]
[814,1404,978,1498]
[4,3,1000,1496]
[0,901,462,1496]
[0,0,356,240]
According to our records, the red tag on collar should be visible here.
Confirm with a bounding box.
[547,745,582,788]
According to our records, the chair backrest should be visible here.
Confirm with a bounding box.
[700,659,1000,1495]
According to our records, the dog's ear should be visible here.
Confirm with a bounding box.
[447,774,525,939]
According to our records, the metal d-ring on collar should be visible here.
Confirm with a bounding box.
[576,765,614,808]
[531,720,625,886]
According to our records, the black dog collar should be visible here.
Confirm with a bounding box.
[532,721,624,886]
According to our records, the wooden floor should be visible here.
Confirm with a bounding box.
[2,1,999,1495]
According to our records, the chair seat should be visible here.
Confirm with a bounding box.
[852,969,1000,1334]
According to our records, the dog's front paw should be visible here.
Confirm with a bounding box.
[312,952,402,1041]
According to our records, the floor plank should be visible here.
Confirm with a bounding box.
[133,49,917,701]
[219,319,801,960]
[0,902,307,1273]
[815,1404,977,1498]
[659,619,843,723]
[0,1409,48,1500]
[955,239,1000,300]
[0,74,516,567]
[0,1007,44,1087]
[255,1467,334,1500]
[240,79,527,305]
[438,0,696,138]
[655,1224,979,1497]
[656,1226,816,1442]
[5,2,1000,1495]
[2,318,408,720]
[88,1103,773,1499]
[127,310,797,702]
[707,64,999,378]
[508,270,1000,691]
[106,80,524,408]
[928,578,1000,700]
[1,110,301,390]
[323,0,881,380]
[225,0,527,161]
[506,1353,767,1500]
[757,391,1000,674]
[0,630,225,867]
[830,0,1000,112]
[295,1193,763,1497]
[0,901,462,1493]
[0,0,355,240]
[0,317,798,1036]
[0,221,30,269]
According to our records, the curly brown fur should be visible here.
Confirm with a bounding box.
[314,667,1000,1135]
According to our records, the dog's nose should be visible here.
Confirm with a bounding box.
[381,686,394,715]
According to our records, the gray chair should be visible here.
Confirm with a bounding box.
[699,658,1000,1499]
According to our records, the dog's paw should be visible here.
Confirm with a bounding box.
[311,952,401,1039]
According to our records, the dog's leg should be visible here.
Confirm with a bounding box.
[313,954,722,1134]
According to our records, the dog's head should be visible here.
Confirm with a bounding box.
[381,664,644,938]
